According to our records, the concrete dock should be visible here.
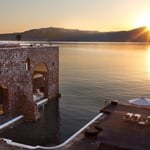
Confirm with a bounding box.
[63,101,150,150]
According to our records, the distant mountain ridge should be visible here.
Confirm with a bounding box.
[0,26,149,42]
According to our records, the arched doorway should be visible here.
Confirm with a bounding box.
[33,63,48,102]
[0,84,9,115]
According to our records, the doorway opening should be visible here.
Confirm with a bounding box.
[33,63,48,102]
[0,84,9,115]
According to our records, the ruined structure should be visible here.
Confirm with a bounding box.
[0,46,59,120]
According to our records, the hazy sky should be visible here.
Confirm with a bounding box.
[1,0,150,33]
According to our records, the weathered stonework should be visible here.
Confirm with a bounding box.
[0,46,59,120]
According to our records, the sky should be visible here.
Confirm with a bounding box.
[1,0,150,33]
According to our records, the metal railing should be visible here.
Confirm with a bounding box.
[4,113,104,150]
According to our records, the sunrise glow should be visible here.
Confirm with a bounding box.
[0,1,150,33]
[136,14,150,30]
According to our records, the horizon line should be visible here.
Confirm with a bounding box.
[0,26,147,35]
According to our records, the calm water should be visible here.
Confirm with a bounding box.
[1,42,150,146]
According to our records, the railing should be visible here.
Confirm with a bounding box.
[36,98,48,107]
[0,115,24,131]
[4,113,104,150]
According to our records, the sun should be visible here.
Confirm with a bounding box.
[136,15,150,30]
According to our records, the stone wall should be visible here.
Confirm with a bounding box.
[0,46,59,120]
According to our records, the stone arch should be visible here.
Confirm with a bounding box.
[32,63,49,101]
[0,84,9,115]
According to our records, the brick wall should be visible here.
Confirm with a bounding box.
[0,46,59,120]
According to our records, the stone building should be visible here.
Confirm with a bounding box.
[0,46,59,120]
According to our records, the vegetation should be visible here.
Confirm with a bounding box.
[16,34,21,44]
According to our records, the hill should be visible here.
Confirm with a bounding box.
[0,26,149,42]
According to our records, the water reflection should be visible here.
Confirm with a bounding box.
[147,47,150,80]
[0,99,60,146]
